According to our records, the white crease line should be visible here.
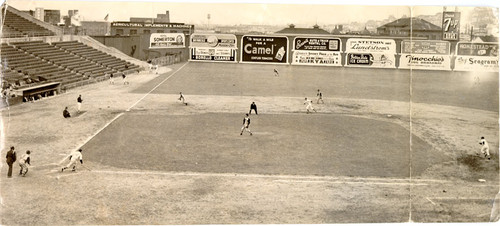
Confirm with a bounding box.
[30,163,57,168]
[73,169,438,184]
[431,197,499,200]
[426,197,437,205]
[126,62,189,112]
[273,179,428,186]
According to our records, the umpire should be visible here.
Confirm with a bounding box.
[249,102,258,115]
[5,146,16,178]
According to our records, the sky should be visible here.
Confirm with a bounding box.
[2,0,499,26]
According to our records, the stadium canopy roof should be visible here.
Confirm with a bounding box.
[275,24,330,35]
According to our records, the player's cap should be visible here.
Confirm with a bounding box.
[481,136,485,139]
[78,149,83,152]
[10,146,15,150]
[26,150,31,154]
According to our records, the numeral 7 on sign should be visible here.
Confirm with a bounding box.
[443,18,458,32]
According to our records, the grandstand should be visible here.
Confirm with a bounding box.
[1,5,145,105]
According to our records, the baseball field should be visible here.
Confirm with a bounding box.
[1,62,498,224]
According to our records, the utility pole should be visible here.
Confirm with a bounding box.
[207,13,211,30]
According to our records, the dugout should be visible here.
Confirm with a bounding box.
[12,82,61,102]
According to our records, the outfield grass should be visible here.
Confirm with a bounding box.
[136,62,498,112]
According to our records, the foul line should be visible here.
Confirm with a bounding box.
[67,62,189,153]
[126,62,189,112]
[45,169,500,188]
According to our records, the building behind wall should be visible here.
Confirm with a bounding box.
[92,11,193,62]
[377,17,442,40]
[81,21,109,36]
[23,8,61,25]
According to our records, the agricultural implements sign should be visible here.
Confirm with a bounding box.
[240,35,288,64]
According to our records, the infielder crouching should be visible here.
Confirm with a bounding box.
[19,150,31,177]
[62,149,84,172]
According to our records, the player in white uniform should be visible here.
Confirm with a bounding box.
[304,98,317,114]
[240,114,252,136]
[61,149,84,172]
[18,150,31,177]
[479,136,491,160]
[178,92,187,105]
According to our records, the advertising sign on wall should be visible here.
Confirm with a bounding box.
[240,35,288,64]
[399,40,452,70]
[442,11,460,41]
[456,43,498,56]
[190,47,236,61]
[190,33,237,48]
[454,56,499,72]
[399,54,451,70]
[150,33,185,48]
[454,42,499,72]
[346,38,396,53]
[346,53,395,68]
[345,38,396,68]
[292,37,342,66]
[401,40,450,55]
[189,33,237,62]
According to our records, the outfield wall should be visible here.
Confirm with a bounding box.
[89,33,498,72]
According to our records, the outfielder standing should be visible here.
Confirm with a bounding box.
[19,150,31,177]
[240,113,253,136]
[61,149,84,172]
[479,136,491,160]
[304,97,317,114]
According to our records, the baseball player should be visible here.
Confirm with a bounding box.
[479,136,491,160]
[304,97,317,114]
[77,95,83,113]
[122,73,129,85]
[249,102,258,115]
[61,149,84,172]
[108,73,114,85]
[18,150,31,177]
[240,113,253,136]
[178,92,187,105]
[316,89,324,104]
